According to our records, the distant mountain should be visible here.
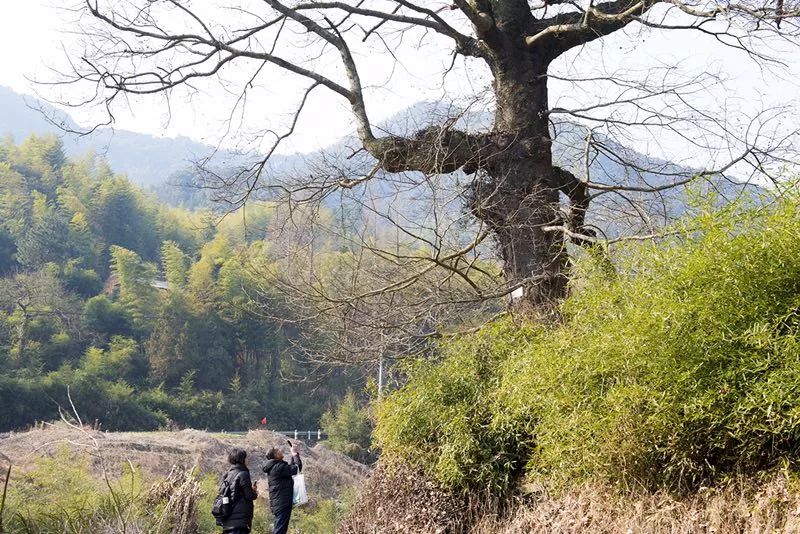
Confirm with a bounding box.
[261,100,762,237]
[0,86,760,236]
[0,86,246,187]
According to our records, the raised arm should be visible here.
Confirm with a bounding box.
[290,450,303,475]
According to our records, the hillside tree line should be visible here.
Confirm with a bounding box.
[0,134,363,432]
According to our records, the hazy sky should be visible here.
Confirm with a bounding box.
[1,0,798,164]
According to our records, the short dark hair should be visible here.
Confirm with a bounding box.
[265,447,277,460]
[228,448,247,465]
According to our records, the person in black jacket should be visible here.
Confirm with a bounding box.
[219,448,258,534]
[262,443,302,534]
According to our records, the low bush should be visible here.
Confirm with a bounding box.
[4,448,151,533]
[321,390,374,464]
[293,493,356,534]
[375,188,800,494]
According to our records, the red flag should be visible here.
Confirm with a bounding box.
[260,417,267,426]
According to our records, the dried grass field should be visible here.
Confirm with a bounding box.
[0,423,367,501]
[0,423,367,533]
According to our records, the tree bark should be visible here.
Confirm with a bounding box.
[465,45,572,311]
[357,3,598,313]
[360,54,586,312]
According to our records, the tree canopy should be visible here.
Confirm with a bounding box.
[53,0,800,317]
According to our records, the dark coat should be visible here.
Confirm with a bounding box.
[219,464,257,531]
[262,454,302,514]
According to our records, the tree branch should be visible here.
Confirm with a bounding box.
[526,0,653,55]
[292,0,483,56]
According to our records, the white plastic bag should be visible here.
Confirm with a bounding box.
[292,473,309,506]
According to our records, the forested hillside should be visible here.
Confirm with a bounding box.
[0,134,360,432]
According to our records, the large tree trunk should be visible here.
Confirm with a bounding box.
[468,54,569,311]
[360,7,592,313]
[367,61,576,312]
[474,168,567,311]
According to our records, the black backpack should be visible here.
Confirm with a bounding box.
[211,472,236,524]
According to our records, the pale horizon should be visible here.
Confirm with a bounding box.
[2,0,799,165]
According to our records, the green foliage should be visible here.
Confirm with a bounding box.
[18,134,66,172]
[82,336,143,382]
[0,226,17,274]
[15,203,76,269]
[82,295,134,338]
[144,292,233,389]
[376,190,800,494]
[4,450,203,534]
[0,269,81,366]
[110,245,160,330]
[292,494,355,533]
[0,134,365,434]
[375,324,528,493]
[137,385,259,430]
[6,448,102,520]
[161,240,190,289]
[321,390,374,463]
[4,450,133,534]
[60,261,103,298]
[14,135,66,197]
[0,162,32,239]
[89,176,161,260]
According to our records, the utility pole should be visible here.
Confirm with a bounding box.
[378,356,384,398]
[377,317,387,398]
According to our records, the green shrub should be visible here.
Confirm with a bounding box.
[3,449,224,534]
[321,390,374,463]
[291,491,355,534]
[5,448,148,533]
[6,448,102,519]
[375,189,800,494]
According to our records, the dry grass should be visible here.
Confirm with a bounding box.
[145,465,205,534]
[0,423,368,502]
[341,467,800,534]
[473,475,800,534]
[340,465,497,534]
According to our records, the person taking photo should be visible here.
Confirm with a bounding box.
[262,442,302,534]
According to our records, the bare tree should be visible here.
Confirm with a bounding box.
[240,198,502,364]
[0,270,81,363]
[53,0,799,321]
